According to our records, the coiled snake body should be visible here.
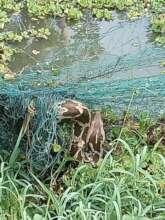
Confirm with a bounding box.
[59,100,105,163]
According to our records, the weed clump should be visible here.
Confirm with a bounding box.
[0,109,165,219]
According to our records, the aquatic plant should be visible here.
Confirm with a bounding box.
[0,0,164,74]
[93,8,112,20]
[0,10,9,29]
[155,36,165,45]
[0,43,17,74]
[151,14,165,34]
[65,7,83,20]
[151,13,165,44]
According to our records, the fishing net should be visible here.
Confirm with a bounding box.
[0,15,165,172]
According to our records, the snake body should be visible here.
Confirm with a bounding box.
[59,100,105,163]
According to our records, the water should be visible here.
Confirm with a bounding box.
[6,12,164,80]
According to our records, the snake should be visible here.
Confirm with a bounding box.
[59,100,105,163]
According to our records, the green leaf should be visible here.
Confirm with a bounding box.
[52,143,62,153]
[123,215,152,220]
[33,214,45,220]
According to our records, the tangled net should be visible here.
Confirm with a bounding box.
[0,16,165,172]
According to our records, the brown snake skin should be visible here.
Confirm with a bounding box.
[59,100,105,163]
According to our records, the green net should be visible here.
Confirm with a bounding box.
[0,16,165,172]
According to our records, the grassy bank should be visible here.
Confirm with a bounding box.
[0,111,165,219]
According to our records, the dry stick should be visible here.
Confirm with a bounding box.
[9,103,36,166]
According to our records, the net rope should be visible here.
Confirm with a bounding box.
[0,16,165,172]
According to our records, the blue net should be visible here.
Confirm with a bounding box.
[0,16,165,172]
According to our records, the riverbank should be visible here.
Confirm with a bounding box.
[0,110,165,219]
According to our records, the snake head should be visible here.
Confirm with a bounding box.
[58,100,83,119]
[59,100,91,125]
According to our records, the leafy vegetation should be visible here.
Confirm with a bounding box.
[0,110,165,219]
[0,28,51,74]
[155,36,165,45]
[0,10,9,29]
[93,8,112,20]
[0,43,17,74]
[151,13,165,45]
[0,0,164,25]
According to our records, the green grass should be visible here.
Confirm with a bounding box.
[0,112,165,220]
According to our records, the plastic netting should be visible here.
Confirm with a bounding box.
[0,16,165,172]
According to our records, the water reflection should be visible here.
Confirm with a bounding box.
[8,12,104,72]
[6,12,164,80]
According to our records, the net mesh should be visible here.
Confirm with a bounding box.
[0,16,165,172]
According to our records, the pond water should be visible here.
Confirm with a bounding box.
[7,11,164,81]
[1,10,165,138]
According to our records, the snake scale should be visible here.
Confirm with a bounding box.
[59,100,105,164]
